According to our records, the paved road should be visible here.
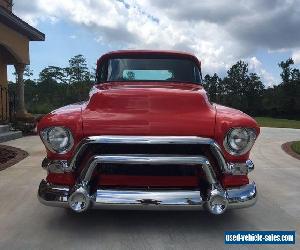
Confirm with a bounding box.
[0,128,299,250]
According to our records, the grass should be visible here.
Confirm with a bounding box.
[291,141,300,155]
[255,117,300,129]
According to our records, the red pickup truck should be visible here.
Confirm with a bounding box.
[37,50,259,215]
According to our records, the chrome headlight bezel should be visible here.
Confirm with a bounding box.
[223,127,257,156]
[40,126,74,154]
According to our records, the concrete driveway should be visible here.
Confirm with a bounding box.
[0,127,299,250]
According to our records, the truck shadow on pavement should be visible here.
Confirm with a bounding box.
[39,198,299,249]
[46,208,255,235]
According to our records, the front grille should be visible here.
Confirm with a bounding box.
[97,163,199,176]
[76,142,220,176]
[72,136,224,188]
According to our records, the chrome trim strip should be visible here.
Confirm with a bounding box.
[79,154,217,185]
[68,136,227,172]
[88,135,215,144]
[93,189,203,207]
[210,142,227,172]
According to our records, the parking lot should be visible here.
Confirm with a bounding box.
[0,127,299,250]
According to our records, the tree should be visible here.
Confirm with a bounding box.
[222,61,250,110]
[66,54,92,84]
[39,66,66,83]
[64,55,94,102]
[17,54,299,119]
[207,61,265,115]
[24,66,33,79]
[259,58,300,118]
[279,58,294,85]
[277,58,300,117]
[245,73,264,115]
[203,73,223,103]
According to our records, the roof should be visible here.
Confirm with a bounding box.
[0,6,45,41]
[104,50,196,57]
[98,50,201,66]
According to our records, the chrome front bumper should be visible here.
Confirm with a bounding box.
[39,136,257,214]
[38,180,257,211]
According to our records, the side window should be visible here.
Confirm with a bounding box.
[96,62,108,83]
[194,66,202,83]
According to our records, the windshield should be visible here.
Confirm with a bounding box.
[97,57,202,83]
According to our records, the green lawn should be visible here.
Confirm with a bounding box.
[255,117,300,129]
[291,141,300,155]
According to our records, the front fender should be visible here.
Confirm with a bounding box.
[37,104,84,160]
[214,104,260,162]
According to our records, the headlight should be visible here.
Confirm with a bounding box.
[223,128,256,155]
[40,127,74,153]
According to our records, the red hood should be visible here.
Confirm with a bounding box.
[82,82,216,137]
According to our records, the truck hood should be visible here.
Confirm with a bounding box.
[82,82,216,137]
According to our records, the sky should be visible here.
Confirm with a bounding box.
[8,0,300,86]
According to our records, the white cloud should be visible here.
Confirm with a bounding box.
[12,0,300,84]
[260,69,277,87]
[292,50,300,64]
[247,57,276,87]
[249,57,262,71]
[14,0,241,71]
